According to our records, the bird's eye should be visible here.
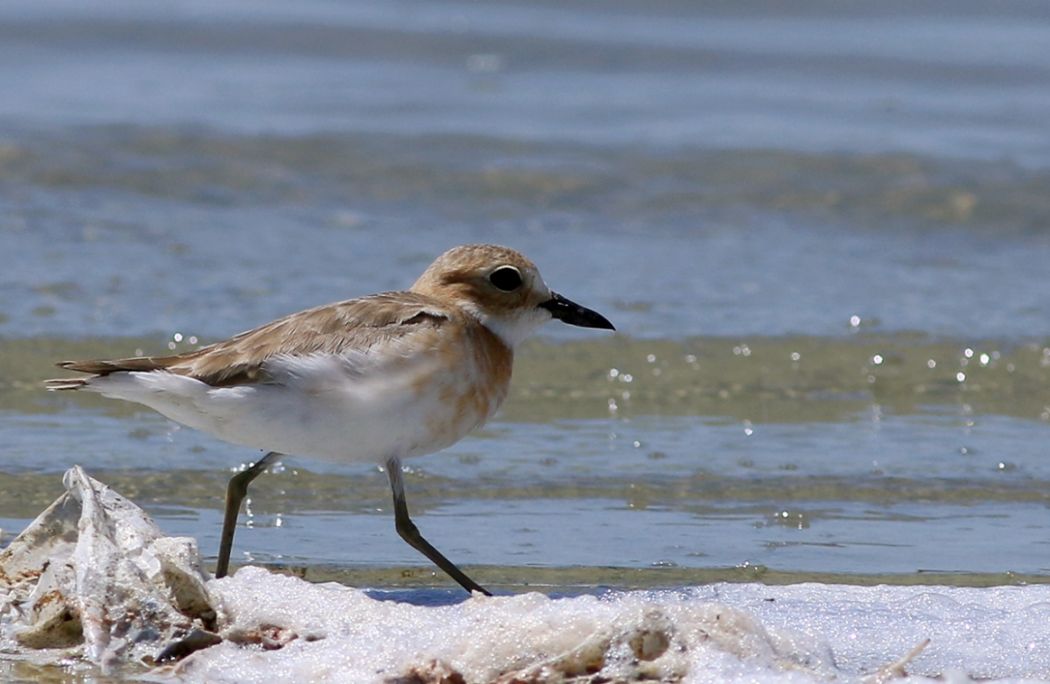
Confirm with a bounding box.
[488,266,523,292]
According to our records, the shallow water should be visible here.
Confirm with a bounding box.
[2,0,1050,601]
[3,332,1049,587]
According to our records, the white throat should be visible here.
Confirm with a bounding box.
[463,304,552,348]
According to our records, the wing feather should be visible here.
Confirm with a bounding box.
[49,292,454,388]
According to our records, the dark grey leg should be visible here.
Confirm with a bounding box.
[386,457,491,596]
[215,452,281,578]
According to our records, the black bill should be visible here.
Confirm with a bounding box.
[539,292,615,330]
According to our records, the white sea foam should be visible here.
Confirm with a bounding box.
[2,468,1049,683]
[172,571,1050,683]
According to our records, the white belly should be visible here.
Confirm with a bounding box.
[84,351,505,463]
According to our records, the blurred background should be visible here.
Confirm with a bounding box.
[1,0,1049,588]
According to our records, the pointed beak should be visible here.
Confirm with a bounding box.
[539,292,615,330]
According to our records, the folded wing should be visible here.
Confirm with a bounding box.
[46,292,453,390]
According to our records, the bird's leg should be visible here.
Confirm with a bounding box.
[215,451,281,579]
[386,457,492,596]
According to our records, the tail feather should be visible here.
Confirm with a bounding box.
[56,357,177,374]
[46,355,183,391]
[44,378,90,391]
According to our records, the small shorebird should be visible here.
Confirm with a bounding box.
[45,244,614,595]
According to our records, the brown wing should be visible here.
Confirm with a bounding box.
[51,292,453,388]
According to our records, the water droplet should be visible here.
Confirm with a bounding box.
[956,372,966,382]
[927,359,937,369]
[849,315,861,327]
[872,354,884,365]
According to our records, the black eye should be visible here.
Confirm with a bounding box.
[488,266,523,292]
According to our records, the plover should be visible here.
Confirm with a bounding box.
[46,244,614,595]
